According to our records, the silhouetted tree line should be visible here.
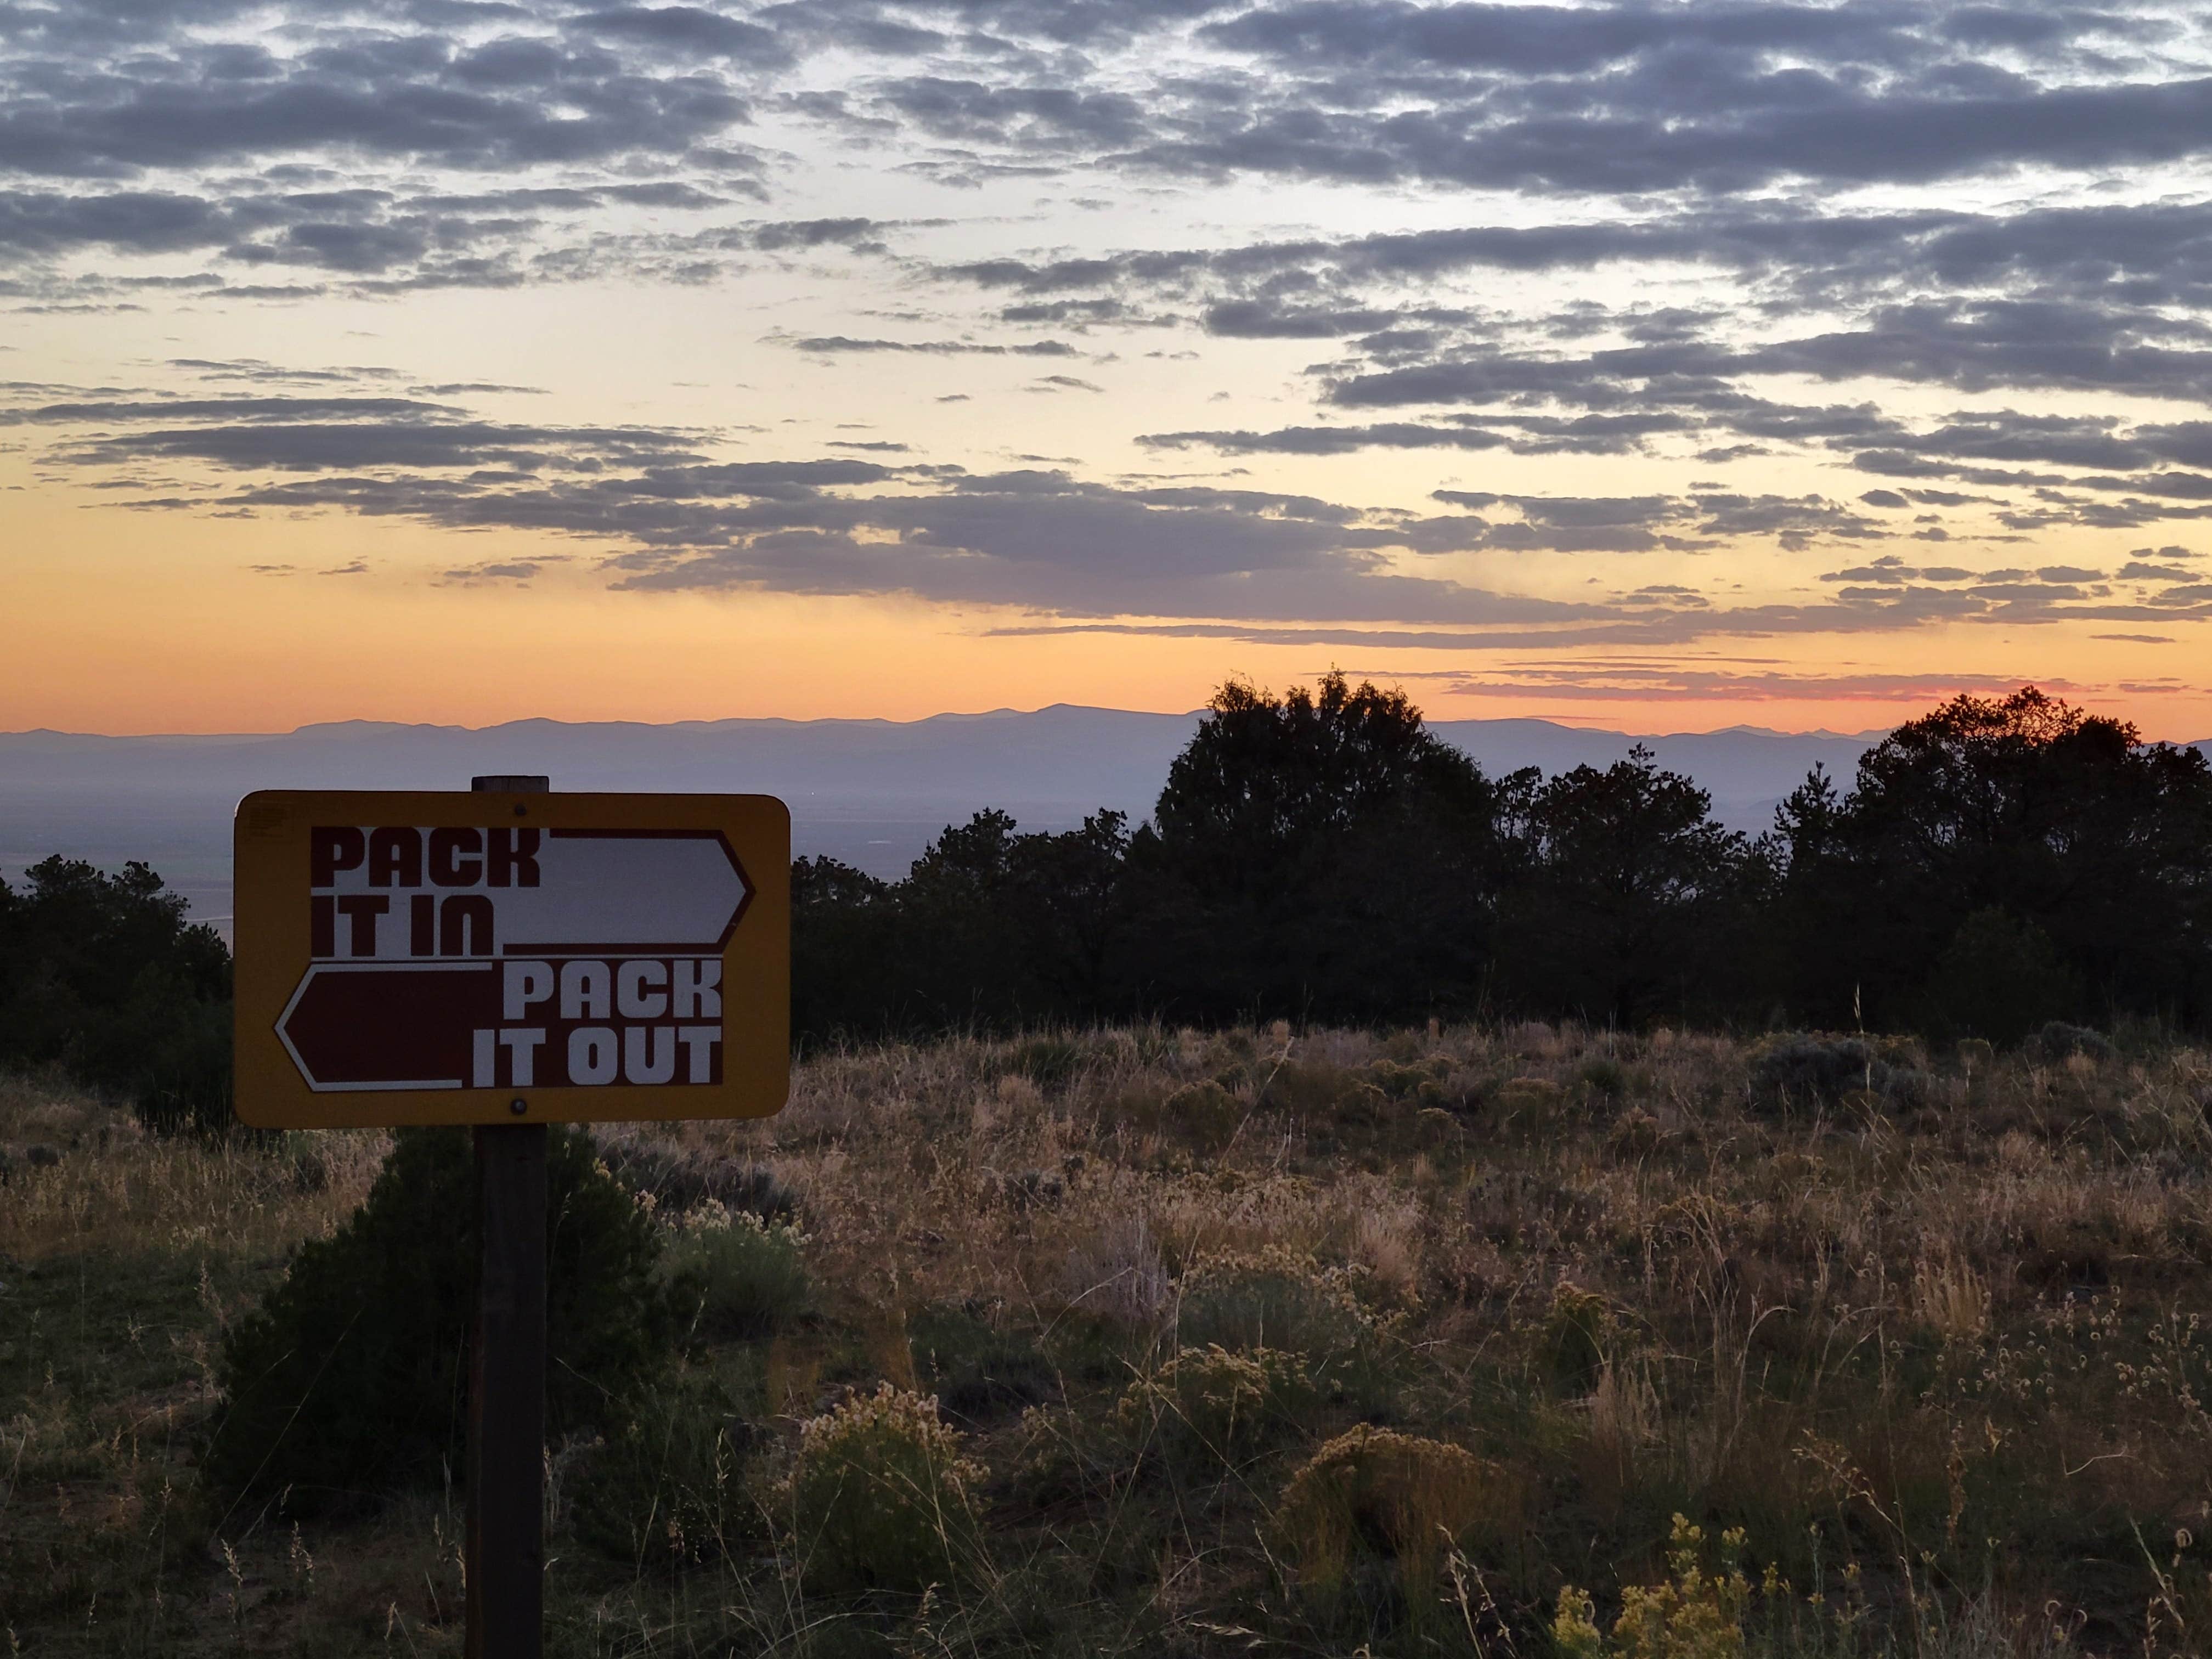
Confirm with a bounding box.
[797,675,2212,1047]
[4,676,2207,1132]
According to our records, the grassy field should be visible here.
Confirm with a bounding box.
[6,1023,2212,1655]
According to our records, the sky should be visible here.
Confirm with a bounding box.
[4,0,2211,738]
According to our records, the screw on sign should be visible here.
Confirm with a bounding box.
[233,783,789,1658]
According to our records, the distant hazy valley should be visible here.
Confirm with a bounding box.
[7,706,2198,935]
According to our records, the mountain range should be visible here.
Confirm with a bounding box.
[5,707,2202,934]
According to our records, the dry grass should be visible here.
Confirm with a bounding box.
[7,1024,2212,1654]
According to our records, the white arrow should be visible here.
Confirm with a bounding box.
[318,828,752,959]
[500,830,751,953]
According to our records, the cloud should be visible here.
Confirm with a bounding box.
[10,0,2212,681]
[778,335,1080,357]
[17,380,2203,644]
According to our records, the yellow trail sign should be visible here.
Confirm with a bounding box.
[233,789,789,1127]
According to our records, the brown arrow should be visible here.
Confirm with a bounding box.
[278,962,500,1089]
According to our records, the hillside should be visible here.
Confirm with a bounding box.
[6,1022,2211,1653]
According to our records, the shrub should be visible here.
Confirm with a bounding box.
[1115,1345,1316,1468]
[1606,1108,1665,1160]
[2034,1021,2113,1064]
[783,1384,984,1595]
[1163,1078,1244,1152]
[662,1204,810,1341]
[205,1126,673,1520]
[1260,1058,1366,1118]
[1542,1281,1612,1393]
[1554,1514,1749,1659]
[1497,1075,1567,1126]
[1748,1034,1929,1114]
[594,1135,797,1221]
[1175,1249,1372,1362]
[1273,1427,1512,1616]
[910,1302,1058,1427]
[570,1370,760,1567]
[1368,1057,1449,1100]
[1581,1056,1630,1097]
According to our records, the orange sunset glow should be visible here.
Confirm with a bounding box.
[2,3,2208,740]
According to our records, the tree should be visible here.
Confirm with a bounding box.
[0,856,232,1129]
[1141,672,1505,1021]
[790,856,898,1044]
[1797,687,2212,1032]
[206,1127,673,1519]
[1499,748,1756,1028]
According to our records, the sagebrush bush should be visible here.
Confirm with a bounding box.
[1116,1344,1314,1468]
[783,1384,983,1595]
[1273,1427,1511,1618]
[662,1203,810,1340]
[570,1370,759,1567]
[1174,1248,1372,1361]
[593,1135,797,1220]
[205,1126,673,1519]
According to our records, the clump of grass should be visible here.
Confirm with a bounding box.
[1161,1077,1244,1151]
[594,1132,798,1221]
[1005,1034,1090,1092]
[569,1370,759,1567]
[1542,1280,1613,1393]
[910,1301,1058,1426]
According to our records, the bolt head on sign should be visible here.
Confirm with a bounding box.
[233,791,789,1127]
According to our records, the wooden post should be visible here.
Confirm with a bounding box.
[467,773,550,1659]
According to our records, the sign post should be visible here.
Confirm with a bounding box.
[232,782,789,1655]
[466,774,551,1659]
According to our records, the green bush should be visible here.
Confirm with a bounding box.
[1174,1249,1372,1361]
[1163,1078,1244,1152]
[1116,1344,1316,1469]
[205,1126,673,1520]
[783,1384,984,1595]
[570,1370,759,1567]
[662,1205,811,1341]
